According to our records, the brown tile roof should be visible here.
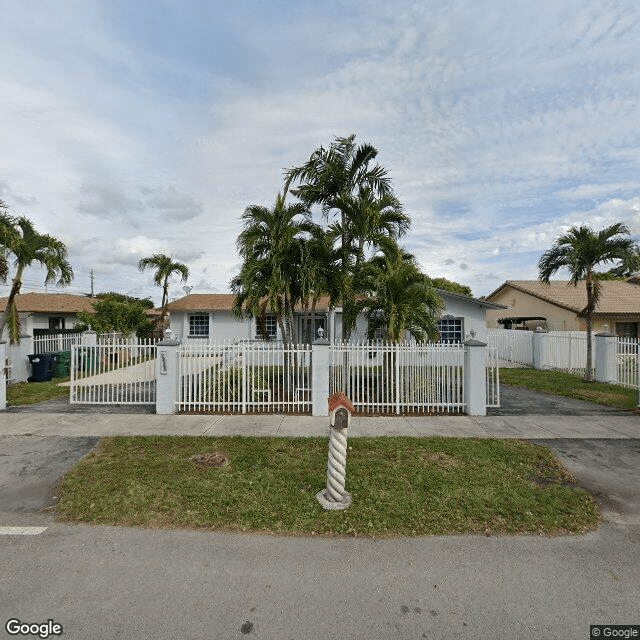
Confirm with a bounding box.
[0,292,97,313]
[167,293,334,312]
[487,280,640,315]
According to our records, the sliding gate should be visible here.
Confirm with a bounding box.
[70,341,157,404]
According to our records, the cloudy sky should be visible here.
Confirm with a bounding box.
[2,0,640,304]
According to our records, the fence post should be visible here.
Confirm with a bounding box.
[9,334,34,383]
[0,341,7,410]
[312,337,330,417]
[464,335,487,416]
[156,338,181,415]
[594,331,617,384]
[82,330,97,347]
[532,328,547,370]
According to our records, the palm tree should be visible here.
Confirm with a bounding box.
[357,252,444,343]
[231,193,314,344]
[284,134,398,341]
[538,222,640,381]
[137,253,189,323]
[0,215,74,342]
[0,201,16,284]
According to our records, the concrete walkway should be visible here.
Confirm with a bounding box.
[0,409,638,439]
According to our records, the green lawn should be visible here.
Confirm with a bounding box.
[56,435,599,537]
[500,368,638,411]
[7,378,69,406]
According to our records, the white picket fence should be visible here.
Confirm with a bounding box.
[178,341,312,413]
[69,340,157,404]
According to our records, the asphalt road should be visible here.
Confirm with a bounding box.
[1,430,639,639]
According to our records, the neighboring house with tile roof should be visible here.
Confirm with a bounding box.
[0,292,98,341]
[167,290,505,344]
[485,280,640,337]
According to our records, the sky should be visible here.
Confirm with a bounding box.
[1,0,640,306]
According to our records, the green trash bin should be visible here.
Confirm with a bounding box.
[51,350,71,377]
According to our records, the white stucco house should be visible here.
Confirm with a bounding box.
[167,290,505,344]
[0,292,97,341]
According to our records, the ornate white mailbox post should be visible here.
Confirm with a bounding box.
[316,392,355,510]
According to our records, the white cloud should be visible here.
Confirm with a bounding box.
[1,0,640,301]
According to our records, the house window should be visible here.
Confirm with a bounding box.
[189,313,209,337]
[255,314,278,339]
[367,317,386,341]
[615,322,638,338]
[438,317,463,343]
[49,317,65,331]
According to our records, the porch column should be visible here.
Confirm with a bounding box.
[312,337,330,417]
[595,331,617,384]
[464,336,487,416]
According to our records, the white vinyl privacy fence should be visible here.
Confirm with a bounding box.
[617,337,639,389]
[489,328,640,389]
[487,330,534,366]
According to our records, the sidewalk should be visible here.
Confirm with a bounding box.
[0,410,637,439]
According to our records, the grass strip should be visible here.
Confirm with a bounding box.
[56,435,599,537]
[499,368,637,410]
[7,378,70,406]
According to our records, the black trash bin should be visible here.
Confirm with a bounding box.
[27,353,56,382]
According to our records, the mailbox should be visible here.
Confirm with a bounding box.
[328,392,355,429]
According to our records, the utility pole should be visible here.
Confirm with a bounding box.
[90,269,95,297]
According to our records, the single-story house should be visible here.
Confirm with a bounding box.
[0,293,98,341]
[167,290,506,344]
[485,279,640,337]
[0,292,162,342]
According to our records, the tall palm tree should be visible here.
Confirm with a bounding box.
[0,215,74,342]
[538,222,640,381]
[284,134,398,341]
[137,253,189,323]
[231,193,313,344]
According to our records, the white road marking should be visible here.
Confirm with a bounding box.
[0,526,48,535]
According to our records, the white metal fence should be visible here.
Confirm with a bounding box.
[178,341,312,413]
[34,332,84,354]
[329,342,466,414]
[70,340,157,404]
[486,347,500,408]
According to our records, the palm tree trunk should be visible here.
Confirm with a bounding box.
[0,267,23,338]
[584,276,594,382]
